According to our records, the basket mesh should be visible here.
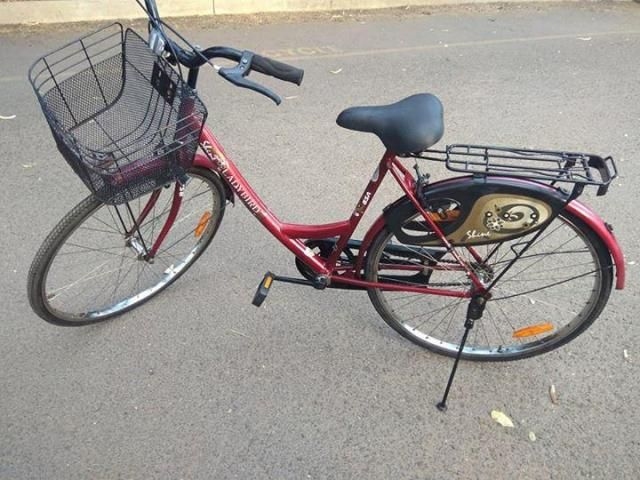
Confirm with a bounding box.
[29,24,207,205]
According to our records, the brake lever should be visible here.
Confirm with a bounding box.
[218,51,282,105]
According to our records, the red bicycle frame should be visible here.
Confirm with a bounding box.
[131,118,626,299]
[187,126,481,299]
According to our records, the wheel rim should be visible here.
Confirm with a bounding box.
[368,214,606,359]
[40,172,222,321]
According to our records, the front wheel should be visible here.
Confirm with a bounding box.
[365,210,613,361]
[28,168,227,326]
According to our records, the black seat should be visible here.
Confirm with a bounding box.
[336,93,444,154]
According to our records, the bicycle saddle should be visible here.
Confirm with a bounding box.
[336,93,444,154]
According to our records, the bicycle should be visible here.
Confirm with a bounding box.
[27,0,625,409]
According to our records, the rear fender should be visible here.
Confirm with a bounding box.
[357,176,625,289]
[565,200,625,289]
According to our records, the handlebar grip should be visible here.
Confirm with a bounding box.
[252,54,304,86]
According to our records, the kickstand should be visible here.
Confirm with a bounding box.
[436,295,487,412]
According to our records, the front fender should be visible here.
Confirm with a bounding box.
[192,152,214,170]
[565,200,625,289]
[192,153,234,204]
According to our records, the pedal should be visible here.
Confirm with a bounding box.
[252,271,275,307]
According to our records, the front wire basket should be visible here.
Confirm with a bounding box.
[413,144,617,196]
[29,23,207,205]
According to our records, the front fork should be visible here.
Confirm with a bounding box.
[123,180,186,261]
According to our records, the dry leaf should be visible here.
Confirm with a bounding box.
[528,431,537,442]
[490,410,514,428]
[330,68,343,74]
[0,114,16,120]
[549,384,559,404]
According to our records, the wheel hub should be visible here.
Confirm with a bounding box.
[471,262,494,285]
[126,236,148,260]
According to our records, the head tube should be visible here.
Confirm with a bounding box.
[148,27,166,54]
[145,0,161,20]
[144,0,165,54]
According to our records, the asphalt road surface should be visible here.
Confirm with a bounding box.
[1,2,639,479]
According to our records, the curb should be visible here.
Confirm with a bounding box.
[0,0,614,26]
[0,1,212,26]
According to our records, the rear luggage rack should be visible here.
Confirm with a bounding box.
[412,144,617,196]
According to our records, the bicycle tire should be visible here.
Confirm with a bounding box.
[28,167,226,326]
[365,208,613,361]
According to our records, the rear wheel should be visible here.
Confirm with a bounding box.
[365,210,613,361]
[28,168,226,326]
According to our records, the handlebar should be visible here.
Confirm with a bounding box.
[143,0,304,104]
[167,44,303,86]
[165,42,304,104]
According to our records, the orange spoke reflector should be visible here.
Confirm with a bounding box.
[512,322,554,338]
[194,211,212,238]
